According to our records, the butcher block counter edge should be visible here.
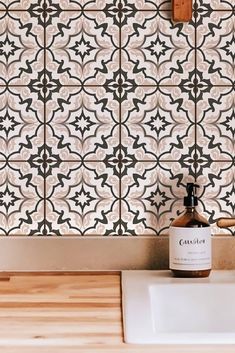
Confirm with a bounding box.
[0,272,233,353]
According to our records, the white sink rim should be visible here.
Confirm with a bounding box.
[122,270,235,345]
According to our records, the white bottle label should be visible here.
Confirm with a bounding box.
[169,227,211,271]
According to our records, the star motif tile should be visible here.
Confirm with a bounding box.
[0,163,44,235]
[0,0,234,235]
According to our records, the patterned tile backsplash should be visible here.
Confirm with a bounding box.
[0,0,234,235]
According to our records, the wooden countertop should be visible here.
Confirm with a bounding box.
[0,272,234,353]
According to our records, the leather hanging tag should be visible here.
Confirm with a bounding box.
[172,0,192,22]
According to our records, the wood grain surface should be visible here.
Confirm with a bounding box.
[0,272,234,352]
[172,0,192,22]
[217,218,235,228]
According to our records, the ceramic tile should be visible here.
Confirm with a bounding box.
[121,97,195,161]
[196,86,234,122]
[0,1,5,10]
[196,12,234,85]
[27,0,82,11]
[121,165,196,235]
[122,11,195,84]
[46,121,120,162]
[46,89,119,161]
[0,163,44,235]
[0,0,234,235]
[7,49,45,86]
[0,13,43,83]
[160,146,233,182]
[6,1,81,12]
[195,0,234,11]
[0,88,44,160]
[47,15,118,83]
[2,10,44,47]
[46,163,120,235]
[156,161,235,232]
[84,0,164,11]
[197,91,235,161]
[198,165,235,235]
[4,0,59,10]
[121,160,158,200]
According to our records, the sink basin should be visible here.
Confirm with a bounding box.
[122,270,235,344]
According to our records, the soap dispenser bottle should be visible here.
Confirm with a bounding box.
[169,183,211,278]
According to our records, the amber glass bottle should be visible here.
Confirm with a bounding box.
[169,183,211,278]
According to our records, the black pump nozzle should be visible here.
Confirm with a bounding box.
[184,183,199,207]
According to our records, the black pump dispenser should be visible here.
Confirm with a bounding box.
[169,182,211,278]
[184,183,199,207]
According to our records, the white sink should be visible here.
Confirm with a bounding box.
[122,270,235,344]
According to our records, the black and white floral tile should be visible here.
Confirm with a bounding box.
[0,0,234,235]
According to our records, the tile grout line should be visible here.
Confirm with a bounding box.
[194,0,198,183]
[0,8,233,12]
[43,0,47,234]
[0,84,233,88]
[0,2,233,235]
[118,6,122,235]
[2,160,233,163]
